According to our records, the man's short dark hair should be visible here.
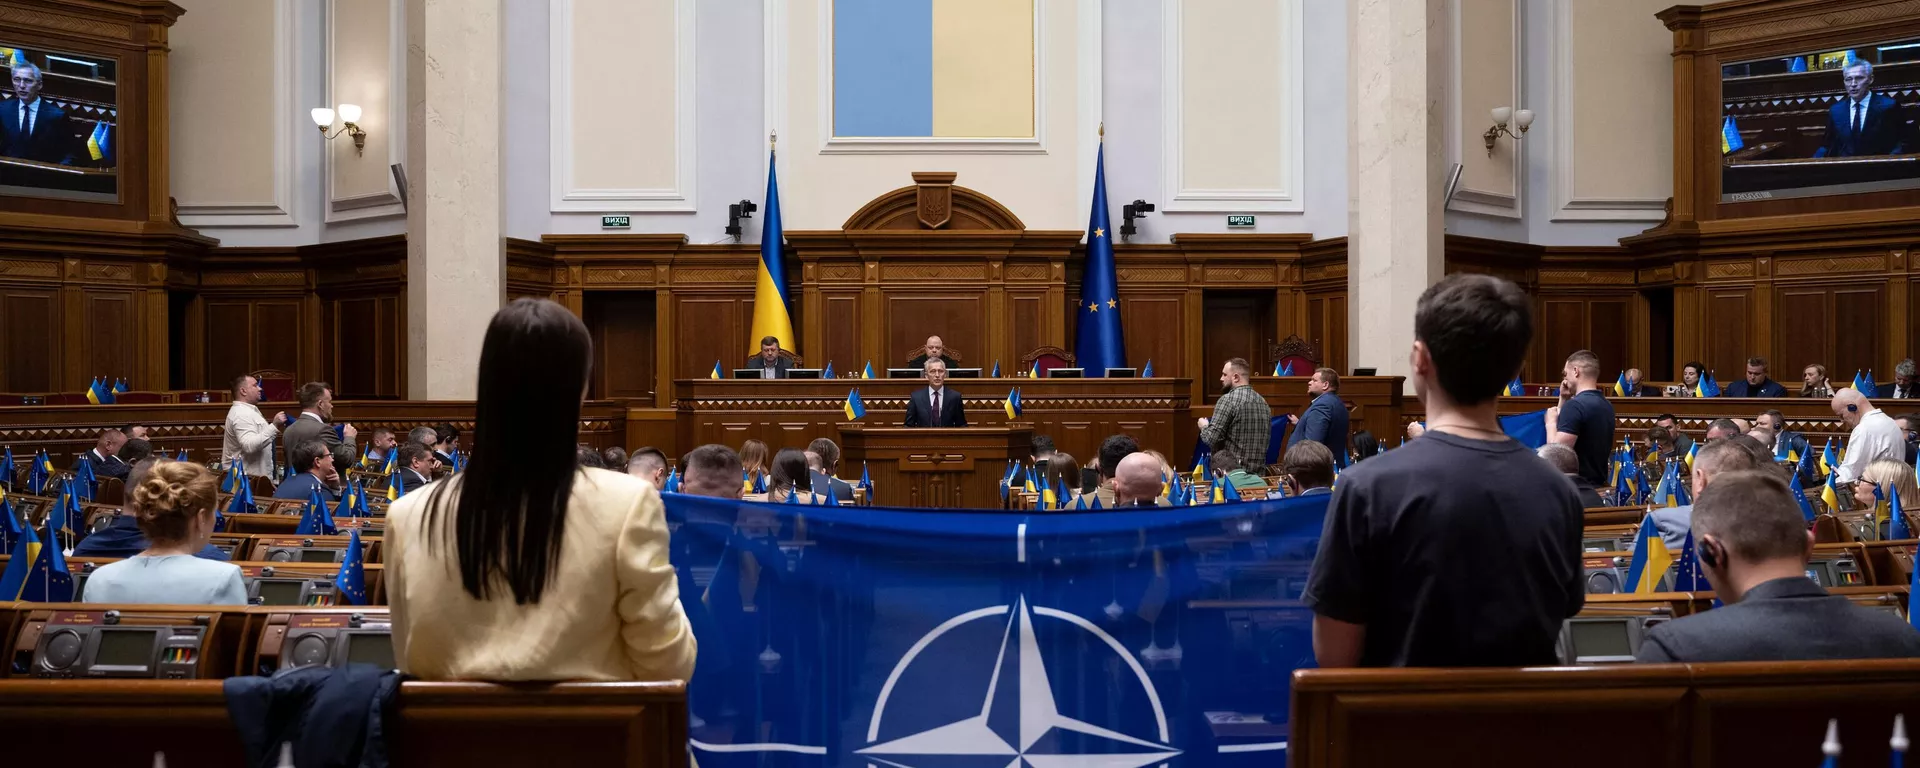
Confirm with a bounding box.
[122,423,144,436]
[370,426,395,441]
[230,374,255,397]
[1762,409,1785,430]
[760,336,780,347]
[682,444,745,496]
[1747,356,1767,368]
[1654,413,1676,425]
[1315,368,1340,392]
[1212,447,1243,474]
[629,446,668,476]
[602,446,628,468]
[1565,350,1600,379]
[575,446,606,469]
[407,426,438,446]
[1706,418,1740,438]
[116,439,152,465]
[807,437,842,471]
[1030,435,1056,457]
[1283,440,1335,490]
[434,423,460,445]
[1413,274,1534,405]
[1647,425,1671,443]
[397,442,431,467]
[291,440,330,474]
[296,381,332,409]
[1097,434,1139,479]
[1694,438,1761,478]
[1728,435,1772,465]
[1225,358,1251,377]
[1693,470,1809,563]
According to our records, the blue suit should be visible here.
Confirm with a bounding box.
[72,514,229,560]
[1815,93,1907,158]
[1286,391,1350,464]
[272,472,339,503]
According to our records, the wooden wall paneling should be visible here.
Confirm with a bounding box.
[884,296,982,367]
[1834,285,1884,379]
[253,301,302,376]
[820,293,862,373]
[1540,299,1585,368]
[1705,290,1752,379]
[1326,294,1349,374]
[1586,299,1631,380]
[1774,288,1830,376]
[84,292,134,383]
[203,302,251,386]
[674,298,745,380]
[333,298,380,399]
[1890,250,1911,365]
[1009,292,1045,365]
[1120,296,1184,378]
[2,289,58,392]
[585,292,657,400]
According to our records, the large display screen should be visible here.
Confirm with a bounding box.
[0,44,119,203]
[1720,41,1920,202]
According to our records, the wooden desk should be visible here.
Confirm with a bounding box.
[839,425,1030,508]
[673,378,1190,468]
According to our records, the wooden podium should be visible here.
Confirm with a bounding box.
[838,425,1032,508]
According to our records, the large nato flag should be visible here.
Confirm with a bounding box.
[832,0,1035,139]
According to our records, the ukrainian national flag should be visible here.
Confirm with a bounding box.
[0,446,13,492]
[86,121,111,162]
[1821,469,1842,514]
[843,389,867,421]
[710,361,723,380]
[1819,439,1837,477]
[1075,143,1126,376]
[0,497,18,555]
[1143,360,1154,377]
[1684,441,1699,471]
[1003,388,1022,419]
[19,515,71,602]
[748,146,796,359]
[112,378,127,396]
[862,362,875,380]
[830,0,1034,140]
[1624,514,1674,594]
[388,466,405,501]
[1611,372,1628,397]
[1720,115,1744,154]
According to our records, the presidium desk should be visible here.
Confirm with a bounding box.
[673,377,1193,508]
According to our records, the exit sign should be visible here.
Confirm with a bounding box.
[601,215,631,229]
[1226,215,1256,228]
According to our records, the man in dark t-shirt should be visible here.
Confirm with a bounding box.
[1548,350,1616,487]
[1302,274,1586,668]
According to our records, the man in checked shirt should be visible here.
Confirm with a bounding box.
[1198,358,1272,473]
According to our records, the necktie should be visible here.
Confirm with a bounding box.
[1854,102,1864,136]
[18,103,26,137]
[932,390,941,423]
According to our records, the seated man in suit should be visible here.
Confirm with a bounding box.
[1279,440,1335,497]
[1621,368,1656,397]
[905,358,967,427]
[282,381,358,470]
[3,61,77,165]
[1887,359,1919,399]
[1538,443,1605,509]
[1755,409,1814,479]
[1814,60,1909,158]
[111,439,152,482]
[361,427,397,468]
[73,459,229,561]
[392,441,434,493]
[272,439,339,503]
[906,335,948,370]
[1894,413,1920,465]
[680,444,745,501]
[74,427,127,479]
[1636,470,1920,662]
[1723,357,1788,398]
[1653,413,1693,457]
[431,422,460,468]
[1112,453,1171,508]
[626,446,668,488]
[805,437,856,503]
[745,335,793,379]
[1286,368,1351,465]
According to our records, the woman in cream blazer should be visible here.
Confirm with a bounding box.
[386,299,694,682]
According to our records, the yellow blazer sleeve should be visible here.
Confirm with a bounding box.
[615,487,697,681]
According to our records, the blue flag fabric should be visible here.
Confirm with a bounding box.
[1074,144,1126,376]
[1499,409,1550,449]
[0,497,18,555]
[663,492,1330,768]
[1,446,13,491]
[20,514,73,602]
[335,528,367,605]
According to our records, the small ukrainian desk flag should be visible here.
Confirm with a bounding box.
[843,389,866,420]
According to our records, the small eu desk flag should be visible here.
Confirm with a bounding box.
[335,528,368,605]
[1074,140,1125,376]
[748,143,797,360]
[843,389,866,420]
[19,514,72,602]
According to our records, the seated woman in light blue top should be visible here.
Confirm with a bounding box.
[83,460,248,606]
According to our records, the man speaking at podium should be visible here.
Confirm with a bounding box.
[905,358,967,427]
[1814,60,1907,158]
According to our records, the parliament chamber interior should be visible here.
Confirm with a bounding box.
[8,0,1920,765]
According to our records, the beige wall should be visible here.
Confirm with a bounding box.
[170,0,285,225]
[328,0,403,220]
[1453,0,1518,215]
[554,0,686,210]
[1171,0,1295,208]
[1557,0,1671,220]
[776,0,1087,230]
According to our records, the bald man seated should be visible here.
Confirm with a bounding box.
[1113,453,1172,508]
[906,335,948,370]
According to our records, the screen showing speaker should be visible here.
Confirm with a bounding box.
[1720,38,1920,202]
[0,43,121,202]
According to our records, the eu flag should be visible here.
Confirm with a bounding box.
[0,497,18,555]
[0,514,39,599]
[334,528,368,605]
[1074,143,1126,376]
[296,486,336,536]
[20,515,73,602]
[843,389,867,421]
[749,146,797,358]
[0,445,12,491]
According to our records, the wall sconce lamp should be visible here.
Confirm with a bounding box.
[1483,106,1533,156]
[311,104,367,155]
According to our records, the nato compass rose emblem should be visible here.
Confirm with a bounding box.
[857,596,1183,768]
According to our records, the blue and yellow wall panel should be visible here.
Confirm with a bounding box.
[832,0,1035,139]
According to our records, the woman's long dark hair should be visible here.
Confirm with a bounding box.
[421,299,592,605]
[769,448,809,493]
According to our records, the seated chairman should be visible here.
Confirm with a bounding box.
[906,335,949,370]
[1635,471,1920,662]
[745,335,793,379]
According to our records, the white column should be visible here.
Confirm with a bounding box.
[1347,0,1446,383]
[405,0,503,399]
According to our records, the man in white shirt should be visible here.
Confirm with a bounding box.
[222,374,287,480]
[1832,388,1903,485]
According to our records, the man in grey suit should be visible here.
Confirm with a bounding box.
[282,381,358,471]
[1635,471,1920,663]
[1646,439,1760,552]
[745,336,794,379]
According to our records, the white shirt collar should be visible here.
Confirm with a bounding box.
[91,448,106,461]
[301,411,325,422]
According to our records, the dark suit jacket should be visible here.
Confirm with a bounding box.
[1722,378,1788,398]
[72,514,229,560]
[1882,383,1920,399]
[1816,93,1907,157]
[906,354,949,370]
[809,470,855,503]
[0,98,76,164]
[745,355,794,379]
[282,413,357,470]
[74,449,128,481]
[904,386,968,427]
[272,471,339,503]
[1286,392,1351,463]
[1635,577,1920,662]
[393,467,430,493]
[1571,476,1607,509]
